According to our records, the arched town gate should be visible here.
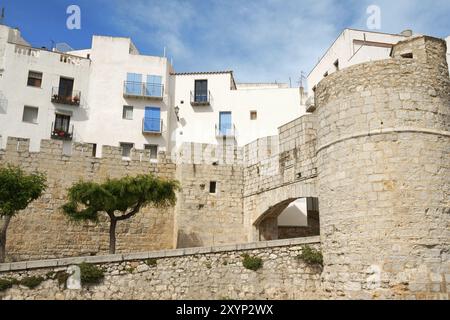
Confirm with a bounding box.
[244,179,318,242]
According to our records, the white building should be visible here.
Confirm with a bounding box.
[171,72,303,149]
[0,25,91,152]
[0,24,305,158]
[307,29,409,96]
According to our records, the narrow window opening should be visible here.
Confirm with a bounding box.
[401,52,413,59]
[250,111,257,120]
[122,106,133,120]
[27,71,43,88]
[145,144,158,160]
[120,143,134,159]
[22,106,39,124]
[92,144,97,157]
[209,181,217,194]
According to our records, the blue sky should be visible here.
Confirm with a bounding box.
[1,0,449,83]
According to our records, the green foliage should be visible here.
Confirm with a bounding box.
[0,165,47,217]
[125,266,135,274]
[62,174,180,222]
[20,276,45,289]
[79,263,104,285]
[0,278,15,291]
[297,245,323,266]
[145,258,158,267]
[242,254,263,271]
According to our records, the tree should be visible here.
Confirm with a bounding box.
[62,175,180,254]
[0,166,47,263]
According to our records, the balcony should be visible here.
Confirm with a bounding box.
[143,118,163,135]
[215,124,236,138]
[124,81,164,100]
[51,123,74,141]
[191,91,211,106]
[51,87,81,106]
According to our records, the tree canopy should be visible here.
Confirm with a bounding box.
[0,165,47,218]
[62,174,180,254]
[0,165,47,262]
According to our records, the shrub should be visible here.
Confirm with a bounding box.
[79,263,104,285]
[242,254,263,271]
[20,276,45,289]
[0,278,15,292]
[145,258,158,267]
[297,246,323,267]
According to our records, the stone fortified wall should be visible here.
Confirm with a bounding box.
[315,36,450,299]
[0,238,323,300]
[243,114,318,242]
[1,34,448,300]
[174,142,247,248]
[0,138,176,261]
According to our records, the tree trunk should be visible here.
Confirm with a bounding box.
[109,218,117,254]
[0,215,12,263]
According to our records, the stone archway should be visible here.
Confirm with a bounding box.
[253,197,320,241]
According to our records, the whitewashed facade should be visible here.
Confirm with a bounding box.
[0,25,305,158]
[1,25,449,159]
[307,29,408,95]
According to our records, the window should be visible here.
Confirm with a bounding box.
[27,71,42,87]
[54,114,71,132]
[126,73,142,95]
[219,112,232,135]
[194,80,208,102]
[22,106,38,124]
[250,111,257,120]
[146,75,163,97]
[334,60,339,71]
[92,144,97,158]
[120,143,134,159]
[143,107,161,133]
[122,106,133,120]
[58,77,74,98]
[209,181,217,194]
[145,144,158,160]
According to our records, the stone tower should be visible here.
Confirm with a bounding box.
[316,36,450,299]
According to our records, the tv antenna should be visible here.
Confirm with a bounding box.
[0,8,5,25]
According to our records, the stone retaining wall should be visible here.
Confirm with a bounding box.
[0,237,323,300]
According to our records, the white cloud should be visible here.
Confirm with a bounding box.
[104,0,450,83]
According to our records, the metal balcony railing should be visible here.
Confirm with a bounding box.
[51,87,81,106]
[215,124,236,138]
[190,90,211,106]
[124,81,164,99]
[51,122,74,141]
[142,118,163,134]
